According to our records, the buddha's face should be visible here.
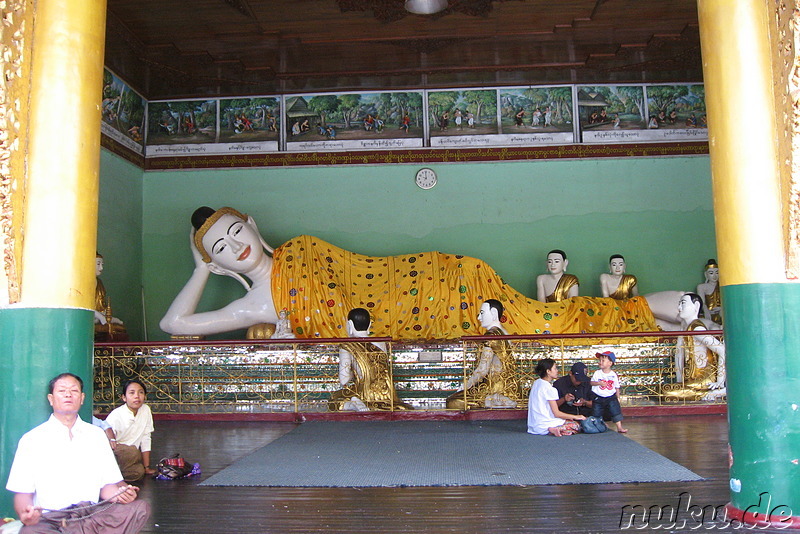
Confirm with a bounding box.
[477,302,496,329]
[546,253,567,274]
[678,295,698,321]
[95,257,104,277]
[705,267,719,283]
[609,258,626,275]
[201,213,263,273]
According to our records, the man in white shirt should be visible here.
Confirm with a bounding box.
[6,373,150,533]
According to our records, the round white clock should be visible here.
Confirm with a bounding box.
[415,168,437,189]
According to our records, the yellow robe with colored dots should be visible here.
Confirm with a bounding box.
[271,235,657,341]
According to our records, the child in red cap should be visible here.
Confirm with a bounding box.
[590,351,628,433]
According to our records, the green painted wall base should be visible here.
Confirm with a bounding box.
[0,307,94,518]
[725,282,800,522]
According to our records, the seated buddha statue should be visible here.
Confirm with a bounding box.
[663,292,726,401]
[94,253,128,341]
[536,249,579,302]
[599,254,638,300]
[696,259,723,326]
[446,299,521,410]
[328,308,412,412]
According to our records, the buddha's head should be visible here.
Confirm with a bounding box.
[95,253,104,277]
[347,307,371,337]
[704,259,719,283]
[192,206,268,275]
[678,292,702,322]
[609,254,626,275]
[546,249,568,274]
[478,299,503,330]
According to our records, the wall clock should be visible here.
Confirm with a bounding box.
[415,168,437,190]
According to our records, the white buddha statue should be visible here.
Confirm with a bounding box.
[536,249,579,302]
[270,308,295,339]
[665,292,726,400]
[159,206,280,337]
[161,206,690,340]
[599,254,638,299]
[328,308,412,412]
[445,299,520,409]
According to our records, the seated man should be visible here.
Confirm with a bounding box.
[328,308,412,411]
[536,249,579,302]
[552,362,594,417]
[446,299,522,410]
[6,373,150,532]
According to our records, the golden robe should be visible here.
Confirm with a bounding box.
[445,326,522,410]
[545,274,579,302]
[271,235,657,340]
[704,283,722,325]
[664,319,720,400]
[95,278,127,340]
[328,342,412,411]
[609,274,638,300]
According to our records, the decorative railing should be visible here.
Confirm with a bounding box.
[93,331,725,414]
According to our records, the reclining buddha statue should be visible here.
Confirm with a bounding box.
[160,206,686,341]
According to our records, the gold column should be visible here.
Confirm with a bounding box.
[698,0,787,285]
[20,0,107,308]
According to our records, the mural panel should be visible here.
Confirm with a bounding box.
[146,99,218,157]
[285,91,424,152]
[579,84,707,144]
[218,97,280,153]
[498,86,575,145]
[101,68,146,154]
[428,89,498,148]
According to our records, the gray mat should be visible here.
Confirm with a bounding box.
[200,420,702,487]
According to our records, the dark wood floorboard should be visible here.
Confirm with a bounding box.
[132,415,782,533]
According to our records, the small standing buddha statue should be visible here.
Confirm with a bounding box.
[95,253,128,341]
[696,259,722,326]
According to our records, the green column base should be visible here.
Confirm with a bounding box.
[0,307,93,518]
[724,282,800,522]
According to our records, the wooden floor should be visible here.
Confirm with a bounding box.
[131,414,773,533]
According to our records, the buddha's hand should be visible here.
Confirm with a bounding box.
[189,228,208,270]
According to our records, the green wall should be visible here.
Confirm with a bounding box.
[98,150,144,339]
[141,155,715,341]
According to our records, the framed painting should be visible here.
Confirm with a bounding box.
[101,68,146,154]
[218,97,281,152]
[497,86,575,145]
[285,91,424,152]
[428,89,498,147]
[145,99,218,156]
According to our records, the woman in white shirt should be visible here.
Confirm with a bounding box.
[105,379,155,482]
[527,358,586,436]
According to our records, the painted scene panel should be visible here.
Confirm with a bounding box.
[285,91,424,152]
[146,100,218,157]
[644,84,708,142]
[498,86,575,145]
[101,68,146,154]
[219,97,280,144]
[429,89,498,147]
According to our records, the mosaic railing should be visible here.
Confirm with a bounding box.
[93,331,725,414]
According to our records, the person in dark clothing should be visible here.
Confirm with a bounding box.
[552,362,594,417]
